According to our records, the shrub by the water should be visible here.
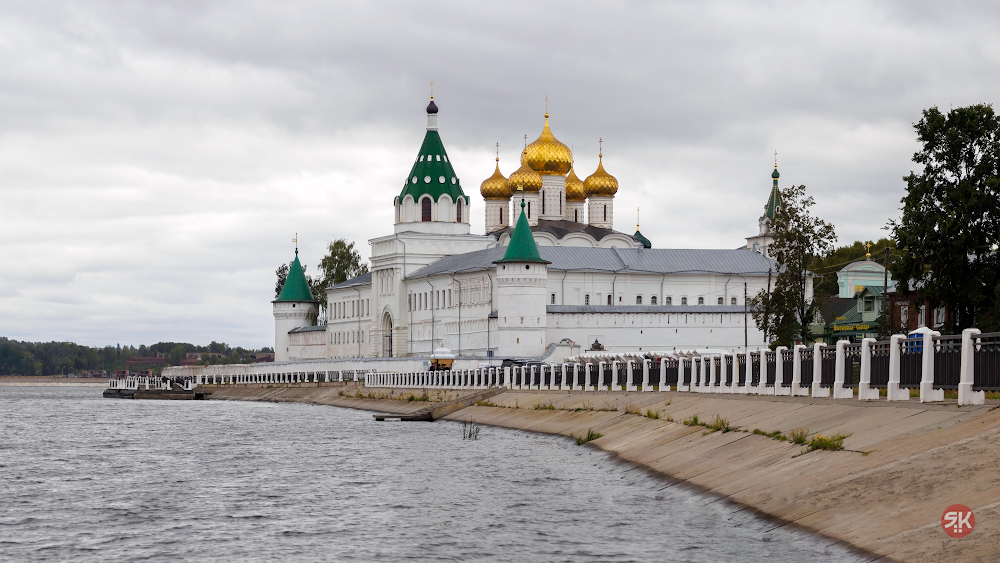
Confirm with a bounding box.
[576,428,603,445]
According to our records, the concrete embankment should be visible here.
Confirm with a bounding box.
[0,376,108,387]
[207,384,1000,562]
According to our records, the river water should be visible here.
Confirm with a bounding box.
[0,387,868,562]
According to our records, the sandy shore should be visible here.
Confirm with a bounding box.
[206,384,1000,562]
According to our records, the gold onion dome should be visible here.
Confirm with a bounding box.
[523,113,573,175]
[480,158,510,199]
[565,166,586,201]
[584,153,619,196]
[508,150,543,193]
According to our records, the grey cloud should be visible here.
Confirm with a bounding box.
[1,0,998,347]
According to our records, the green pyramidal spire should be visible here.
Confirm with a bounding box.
[765,164,781,220]
[495,198,550,264]
[274,252,316,302]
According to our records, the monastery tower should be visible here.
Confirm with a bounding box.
[494,197,550,357]
[272,249,317,362]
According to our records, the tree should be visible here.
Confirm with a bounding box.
[891,104,1000,333]
[751,184,837,346]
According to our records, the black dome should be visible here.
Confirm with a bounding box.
[426,99,438,114]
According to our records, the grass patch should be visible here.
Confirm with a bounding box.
[574,400,595,412]
[475,400,498,407]
[789,427,810,445]
[644,409,660,420]
[705,415,734,433]
[804,432,850,453]
[682,414,701,426]
[533,401,556,410]
[406,393,430,402]
[752,428,788,441]
[623,402,642,415]
[575,428,603,445]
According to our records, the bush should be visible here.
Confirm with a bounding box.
[576,428,603,445]
[623,402,641,415]
[533,401,556,410]
[752,428,788,441]
[789,427,810,445]
[805,432,850,452]
[644,409,660,420]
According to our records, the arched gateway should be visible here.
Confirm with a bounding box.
[381,312,393,357]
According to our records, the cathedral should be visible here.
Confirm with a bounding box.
[273,97,802,362]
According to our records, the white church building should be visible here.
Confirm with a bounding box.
[274,97,805,363]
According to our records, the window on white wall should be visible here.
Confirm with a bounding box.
[681,297,687,305]
[551,293,556,305]
[731,297,737,305]
[717,297,724,305]
[585,294,590,305]
[651,296,657,305]
[636,296,642,305]
[665,296,672,305]
[698,297,705,305]
[607,294,612,305]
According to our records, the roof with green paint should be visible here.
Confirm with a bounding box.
[494,200,550,264]
[633,230,652,249]
[398,129,467,203]
[274,253,316,302]
[764,167,781,219]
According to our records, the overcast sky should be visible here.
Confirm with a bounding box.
[1,1,997,349]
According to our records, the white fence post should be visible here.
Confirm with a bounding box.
[774,346,790,396]
[811,343,828,398]
[642,359,651,392]
[834,340,855,399]
[858,338,880,400]
[791,344,806,396]
[626,361,637,392]
[677,358,689,392]
[659,358,668,392]
[887,334,910,401]
[959,328,985,406]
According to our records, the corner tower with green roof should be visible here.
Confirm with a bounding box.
[394,97,471,235]
[273,249,318,362]
[494,197,549,358]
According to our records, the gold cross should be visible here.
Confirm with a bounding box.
[524,134,527,148]
[599,137,603,157]
[865,241,872,260]
[774,149,777,168]
[545,94,548,113]
[495,142,499,161]
[430,80,434,100]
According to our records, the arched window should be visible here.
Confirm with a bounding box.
[665,296,672,305]
[731,297,737,305]
[421,198,432,221]
[501,206,506,224]
[607,294,612,305]
[603,204,607,222]
[574,209,578,222]
[542,193,545,215]
[718,297,724,305]
[698,297,705,305]
[585,294,590,305]
[681,297,687,305]
[651,296,657,305]
[456,198,463,223]
[527,201,531,218]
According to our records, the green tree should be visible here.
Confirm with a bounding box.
[890,104,1000,333]
[751,184,837,346]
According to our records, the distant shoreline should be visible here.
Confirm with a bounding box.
[0,376,108,387]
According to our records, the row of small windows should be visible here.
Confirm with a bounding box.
[417,154,449,162]
[567,294,740,306]
[331,298,370,319]
[333,330,364,345]
[411,175,458,184]
[409,289,455,311]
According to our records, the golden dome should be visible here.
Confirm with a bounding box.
[508,150,543,193]
[565,166,586,201]
[480,158,510,200]
[584,153,619,196]
[523,113,573,175]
